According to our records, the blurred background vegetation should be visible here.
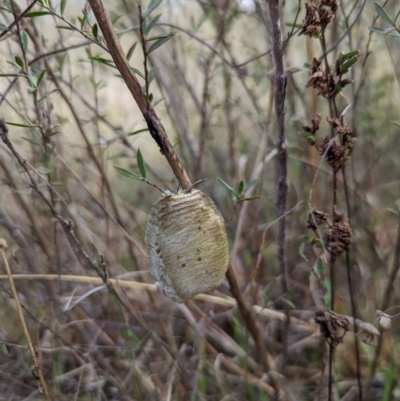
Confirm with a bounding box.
[0,0,399,399]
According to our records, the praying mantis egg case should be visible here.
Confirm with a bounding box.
[145,189,229,303]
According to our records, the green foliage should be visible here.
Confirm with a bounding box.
[218,178,261,206]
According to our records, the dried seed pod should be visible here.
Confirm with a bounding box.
[145,189,229,303]
[356,320,380,346]
[376,310,392,331]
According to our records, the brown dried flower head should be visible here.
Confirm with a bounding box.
[315,310,349,347]
[316,136,348,170]
[324,206,352,261]
[307,208,328,231]
[299,0,338,37]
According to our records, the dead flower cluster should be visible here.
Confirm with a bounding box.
[299,0,339,37]
[315,310,349,347]
[307,207,352,261]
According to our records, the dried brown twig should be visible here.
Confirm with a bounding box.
[0,239,51,400]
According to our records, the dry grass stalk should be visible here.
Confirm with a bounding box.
[0,239,51,400]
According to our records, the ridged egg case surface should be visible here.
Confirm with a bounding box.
[145,189,229,302]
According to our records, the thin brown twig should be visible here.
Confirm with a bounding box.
[0,239,51,400]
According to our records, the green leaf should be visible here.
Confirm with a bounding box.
[148,67,158,84]
[38,88,60,103]
[127,128,148,136]
[323,277,331,292]
[144,13,162,36]
[92,23,99,40]
[144,0,163,18]
[137,149,146,178]
[21,31,29,53]
[36,69,47,87]
[88,56,114,65]
[374,2,394,25]
[131,67,145,79]
[25,11,51,17]
[148,93,153,103]
[281,297,295,309]
[369,26,386,35]
[126,41,137,60]
[0,73,24,77]
[316,258,324,275]
[21,136,41,146]
[6,121,41,128]
[55,25,75,31]
[386,29,400,38]
[236,195,262,204]
[218,178,238,196]
[299,242,306,257]
[14,55,24,70]
[391,121,400,128]
[28,71,38,87]
[147,32,176,54]
[113,166,140,180]
[146,32,175,42]
[60,0,67,16]
[244,179,257,193]
[238,180,244,196]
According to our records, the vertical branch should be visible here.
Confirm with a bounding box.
[266,0,289,371]
[87,0,191,189]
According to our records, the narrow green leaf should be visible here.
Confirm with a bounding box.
[60,0,68,16]
[88,56,114,65]
[36,69,47,87]
[14,55,24,70]
[137,149,146,178]
[126,41,137,60]
[236,195,262,204]
[218,178,238,196]
[386,29,400,38]
[374,2,394,25]
[316,258,324,275]
[369,26,386,35]
[323,277,331,291]
[146,32,174,42]
[28,71,38,87]
[148,93,153,103]
[21,31,28,53]
[127,128,148,136]
[38,88,60,103]
[299,242,306,257]
[92,23,99,40]
[25,11,51,17]
[144,0,163,18]
[0,73,24,77]
[6,121,41,128]
[281,297,295,309]
[147,32,176,54]
[148,67,158,84]
[131,67,145,79]
[391,121,400,127]
[55,25,76,31]
[113,166,140,180]
[144,13,162,36]
[238,180,244,196]
[21,137,41,146]
[244,179,257,193]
